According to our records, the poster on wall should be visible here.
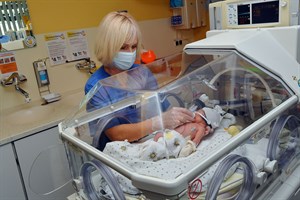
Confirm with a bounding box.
[67,30,90,61]
[0,51,18,79]
[45,33,69,66]
[44,30,90,66]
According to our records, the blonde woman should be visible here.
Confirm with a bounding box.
[85,11,194,150]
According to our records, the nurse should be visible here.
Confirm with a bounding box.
[85,11,194,150]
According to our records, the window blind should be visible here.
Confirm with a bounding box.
[0,0,28,35]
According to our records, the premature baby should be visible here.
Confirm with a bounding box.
[139,107,224,161]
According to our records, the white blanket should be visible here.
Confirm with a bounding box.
[103,128,233,194]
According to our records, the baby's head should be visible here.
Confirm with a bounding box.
[196,107,222,132]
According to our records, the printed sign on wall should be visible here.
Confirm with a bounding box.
[44,30,90,66]
[0,51,18,79]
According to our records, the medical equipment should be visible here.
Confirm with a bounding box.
[60,1,300,199]
[209,0,300,30]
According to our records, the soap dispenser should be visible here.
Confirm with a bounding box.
[33,60,49,87]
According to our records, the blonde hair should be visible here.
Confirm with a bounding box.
[94,11,142,66]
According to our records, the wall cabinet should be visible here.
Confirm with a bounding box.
[0,143,26,200]
[171,0,206,29]
[14,126,74,200]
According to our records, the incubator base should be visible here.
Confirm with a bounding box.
[256,164,300,200]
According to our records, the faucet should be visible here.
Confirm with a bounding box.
[75,58,96,74]
[1,72,31,103]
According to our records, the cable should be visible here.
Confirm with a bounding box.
[80,159,125,200]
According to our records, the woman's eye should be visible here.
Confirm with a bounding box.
[120,45,128,50]
[120,44,137,51]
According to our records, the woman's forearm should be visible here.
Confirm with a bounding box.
[105,118,153,142]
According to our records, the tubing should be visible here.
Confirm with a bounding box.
[209,68,276,108]
[267,115,300,168]
[159,92,185,108]
[80,159,125,200]
[244,74,255,120]
[205,154,256,200]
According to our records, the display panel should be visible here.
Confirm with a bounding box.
[226,0,283,27]
[238,4,250,25]
[252,0,279,24]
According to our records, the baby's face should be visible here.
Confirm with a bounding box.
[194,110,208,127]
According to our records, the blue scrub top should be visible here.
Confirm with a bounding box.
[85,64,169,151]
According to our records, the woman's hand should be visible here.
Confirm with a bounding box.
[152,107,194,131]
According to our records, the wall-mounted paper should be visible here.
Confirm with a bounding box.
[44,30,90,66]
[0,52,18,79]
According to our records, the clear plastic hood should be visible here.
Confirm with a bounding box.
[59,50,299,199]
[61,51,293,135]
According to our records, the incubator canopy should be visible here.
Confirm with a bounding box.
[60,45,300,199]
[62,50,292,135]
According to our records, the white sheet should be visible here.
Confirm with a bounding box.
[103,128,233,195]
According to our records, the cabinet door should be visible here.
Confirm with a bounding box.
[0,143,26,200]
[14,126,74,200]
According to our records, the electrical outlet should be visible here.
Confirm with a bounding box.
[174,40,183,46]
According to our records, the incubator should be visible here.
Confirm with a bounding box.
[60,1,300,199]
[60,26,300,200]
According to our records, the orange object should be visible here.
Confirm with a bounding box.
[141,50,156,64]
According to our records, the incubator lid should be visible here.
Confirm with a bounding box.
[60,48,298,197]
[61,48,296,134]
[61,52,223,129]
[184,26,300,97]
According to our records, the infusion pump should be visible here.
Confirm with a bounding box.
[209,0,300,30]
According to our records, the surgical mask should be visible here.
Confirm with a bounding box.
[113,50,136,70]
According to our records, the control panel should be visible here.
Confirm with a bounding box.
[209,0,299,30]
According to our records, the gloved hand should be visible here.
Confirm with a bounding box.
[151,107,194,131]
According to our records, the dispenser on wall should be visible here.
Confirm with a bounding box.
[170,0,206,29]
[33,60,50,88]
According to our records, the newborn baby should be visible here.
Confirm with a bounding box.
[175,107,223,157]
[139,107,223,160]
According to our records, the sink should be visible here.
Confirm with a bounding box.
[6,106,54,125]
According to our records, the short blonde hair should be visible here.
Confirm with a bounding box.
[94,11,142,66]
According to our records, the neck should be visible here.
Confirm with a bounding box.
[104,66,123,75]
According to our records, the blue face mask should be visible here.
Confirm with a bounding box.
[113,50,136,70]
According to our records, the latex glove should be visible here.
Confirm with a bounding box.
[151,107,194,131]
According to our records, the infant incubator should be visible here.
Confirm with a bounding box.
[60,0,300,197]
[60,25,300,200]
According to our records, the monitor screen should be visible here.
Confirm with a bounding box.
[238,4,251,25]
[252,0,279,24]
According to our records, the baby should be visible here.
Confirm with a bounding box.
[176,107,223,157]
[139,107,224,161]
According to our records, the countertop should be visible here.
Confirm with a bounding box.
[0,89,84,146]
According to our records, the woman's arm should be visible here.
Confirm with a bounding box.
[105,119,152,142]
[105,107,195,142]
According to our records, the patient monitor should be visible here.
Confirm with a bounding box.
[209,0,300,30]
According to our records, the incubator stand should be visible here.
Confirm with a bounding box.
[59,27,300,200]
